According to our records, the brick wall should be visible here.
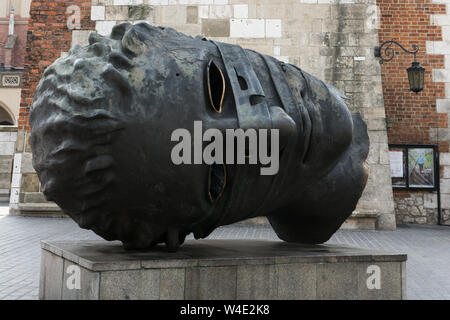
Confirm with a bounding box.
[18,0,94,131]
[11,0,94,214]
[0,4,30,121]
[379,0,446,147]
[378,0,450,225]
[0,19,29,69]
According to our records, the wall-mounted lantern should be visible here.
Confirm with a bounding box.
[374,40,425,94]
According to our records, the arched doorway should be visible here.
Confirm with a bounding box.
[0,103,15,125]
[0,102,16,205]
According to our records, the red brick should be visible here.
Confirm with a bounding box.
[18,0,94,130]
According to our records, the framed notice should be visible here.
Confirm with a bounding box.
[388,144,438,190]
[389,148,407,187]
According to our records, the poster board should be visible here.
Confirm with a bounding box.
[388,144,437,190]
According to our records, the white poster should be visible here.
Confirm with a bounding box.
[389,151,404,178]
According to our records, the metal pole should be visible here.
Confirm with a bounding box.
[436,148,443,225]
[8,7,14,36]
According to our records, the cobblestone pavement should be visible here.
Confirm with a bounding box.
[1,210,450,300]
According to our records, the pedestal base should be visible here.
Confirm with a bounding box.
[40,239,407,300]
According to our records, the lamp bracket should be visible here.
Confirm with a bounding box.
[374,39,419,64]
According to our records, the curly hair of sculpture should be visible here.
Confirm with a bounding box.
[30,22,369,252]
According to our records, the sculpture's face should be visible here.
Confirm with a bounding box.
[30,23,368,252]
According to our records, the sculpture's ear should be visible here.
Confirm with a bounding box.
[206,59,226,114]
[121,26,149,56]
[120,23,163,56]
[111,23,133,40]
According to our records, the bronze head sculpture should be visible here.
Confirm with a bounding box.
[30,23,369,252]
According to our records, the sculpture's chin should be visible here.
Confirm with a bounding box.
[267,113,369,244]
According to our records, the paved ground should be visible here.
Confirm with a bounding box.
[1,207,450,299]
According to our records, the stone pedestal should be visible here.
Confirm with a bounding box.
[40,239,407,300]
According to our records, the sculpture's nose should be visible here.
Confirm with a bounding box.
[269,106,297,152]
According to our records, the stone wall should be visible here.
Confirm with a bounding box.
[428,0,450,226]
[393,190,447,224]
[14,0,396,229]
[0,88,21,123]
[0,126,17,203]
